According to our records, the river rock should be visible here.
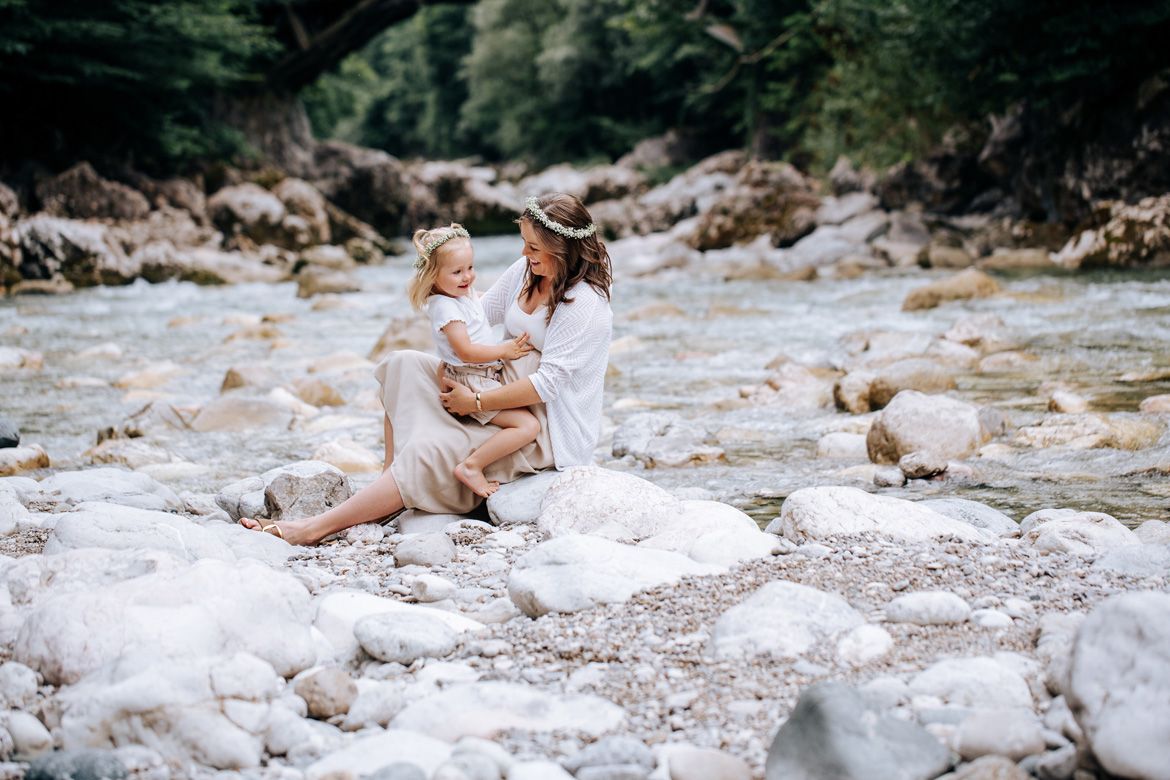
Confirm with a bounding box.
[216,460,351,523]
[769,486,990,544]
[1140,394,1170,414]
[898,451,948,479]
[208,183,303,249]
[190,395,294,432]
[1019,508,1138,556]
[0,417,19,449]
[833,370,877,414]
[909,657,1033,710]
[312,438,381,474]
[38,467,180,511]
[886,591,971,625]
[296,266,361,298]
[835,625,894,668]
[917,498,1018,537]
[395,532,456,567]
[868,359,957,409]
[638,500,779,567]
[902,268,1000,311]
[295,667,358,719]
[14,215,138,286]
[816,192,878,225]
[689,160,819,250]
[507,535,720,617]
[867,390,985,463]
[1052,195,1170,269]
[313,590,481,661]
[54,651,279,769]
[44,501,291,564]
[304,729,452,780]
[0,662,38,710]
[84,438,176,469]
[293,377,345,407]
[24,750,129,780]
[354,611,460,665]
[35,162,150,221]
[14,558,316,685]
[954,709,1046,763]
[0,445,49,477]
[764,681,951,780]
[1047,389,1089,414]
[1013,413,1164,450]
[710,581,864,659]
[978,247,1055,271]
[816,432,869,459]
[3,709,52,758]
[1065,591,1170,779]
[537,466,682,541]
[1134,519,1170,545]
[272,177,331,246]
[390,681,624,742]
[611,412,724,467]
[485,471,560,526]
[564,736,654,776]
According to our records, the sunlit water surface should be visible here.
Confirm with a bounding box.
[3,236,1169,527]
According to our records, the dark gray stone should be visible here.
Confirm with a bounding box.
[25,750,129,780]
[0,416,18,449]
[765,682,952,780]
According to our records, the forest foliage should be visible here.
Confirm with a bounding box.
[2,0,1169,172]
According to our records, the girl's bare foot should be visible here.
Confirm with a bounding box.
[454,462,499,498]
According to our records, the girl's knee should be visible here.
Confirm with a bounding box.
[519,413,541,439]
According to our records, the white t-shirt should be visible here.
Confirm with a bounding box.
[504,296,548,351]
[426,293,497,366]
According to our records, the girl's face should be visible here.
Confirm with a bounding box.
[520,221,560,280]
[432,241,475,298]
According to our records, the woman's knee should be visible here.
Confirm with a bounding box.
[518,413,541,439]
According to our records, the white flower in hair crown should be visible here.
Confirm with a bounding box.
[526,197,596,239]
[415,227,470,269]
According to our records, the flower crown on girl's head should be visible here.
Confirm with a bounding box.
[414,226,470,270]
[526,197,596,239]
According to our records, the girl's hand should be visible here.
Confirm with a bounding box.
[500,332,533,361]
[439,376,477,415]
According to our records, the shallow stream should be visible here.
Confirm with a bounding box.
[4,236,1169,526]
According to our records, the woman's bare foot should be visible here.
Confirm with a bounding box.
[454,462,499,498]
[239,516,313,545]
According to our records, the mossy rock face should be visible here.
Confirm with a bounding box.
[1053,195,1170,269]
[689,161,820,251]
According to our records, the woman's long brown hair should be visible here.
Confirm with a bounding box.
[517,193,612,323]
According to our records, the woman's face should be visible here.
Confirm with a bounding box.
[520,221,559,280]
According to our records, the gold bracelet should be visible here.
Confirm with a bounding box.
[475,392,483,412]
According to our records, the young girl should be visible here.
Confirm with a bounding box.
[407,224,539,498]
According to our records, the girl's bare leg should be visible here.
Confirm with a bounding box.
[240,467,405,545]
[455,409,540,498]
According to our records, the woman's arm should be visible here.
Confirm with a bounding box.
[479,258,527,327]
[440,373,542,414]
[527,289,610,403]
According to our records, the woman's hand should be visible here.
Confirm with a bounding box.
[499,332,533,361]
[439,376,478,415]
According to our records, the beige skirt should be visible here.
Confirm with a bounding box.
[442,361,503,425]
[374,349,554,514]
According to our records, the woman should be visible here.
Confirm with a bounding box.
[240,193,613,544]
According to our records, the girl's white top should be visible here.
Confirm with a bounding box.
[504,297,548,351]
[426,293,496,366]
[482,257,612,470]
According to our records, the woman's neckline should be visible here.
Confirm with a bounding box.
[515,293,547,317]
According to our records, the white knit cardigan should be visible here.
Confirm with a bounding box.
[481,258,612,469]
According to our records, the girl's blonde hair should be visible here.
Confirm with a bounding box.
[407,223,471,311]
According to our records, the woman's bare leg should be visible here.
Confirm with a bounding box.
[455,409,540,497]
[240,467,405,545]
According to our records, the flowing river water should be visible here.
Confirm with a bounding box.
[3,235,1170,527]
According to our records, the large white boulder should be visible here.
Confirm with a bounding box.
[768,486,991,544]
[1020,508,1139,556]
[536,466,682,540]
[1066,591,1170,780]
[38,468,182,512]
[485,471,560,526]
[390,681,625,742]
[709,581,864,659]
[507,535,720,618]
[55,652,280,770]
[44,502,292,564]
[866,390,985,464]
[916,498,1018,537]
[14,558,317,685]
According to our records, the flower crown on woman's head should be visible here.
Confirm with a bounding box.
[526,197,596,239]
[415,226,470,269]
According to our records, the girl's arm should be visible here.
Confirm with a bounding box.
[442,322,531,364]
[479,258,527,327]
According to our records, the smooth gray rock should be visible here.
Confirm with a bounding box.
[354,611,459,664]
[38,468,181,512]
[366,763,428,780]
[764,682,951,780]
[1091,544,1170,577]
[485,471,560,526]
[0,416,19,449]
[564,736,655,773]
[917,498,1018,537]
[25,750,129,780]
[394,532,456,567]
